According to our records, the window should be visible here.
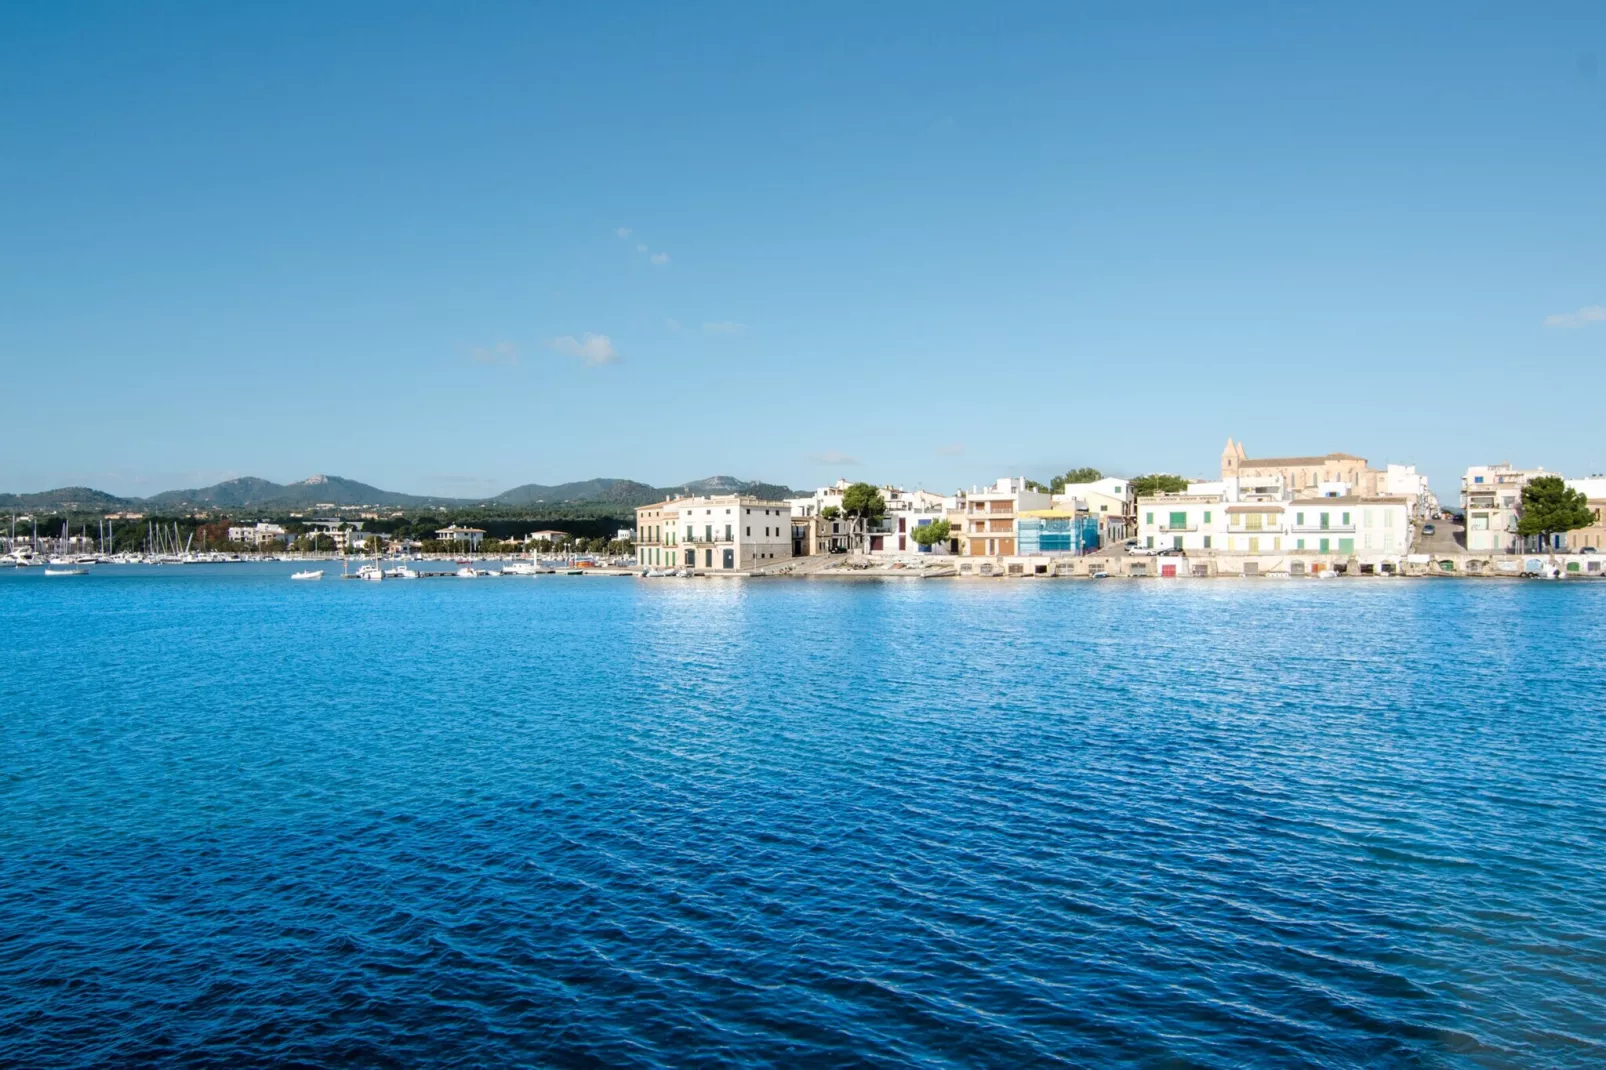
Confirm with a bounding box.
[1474,475,1484,483]
[1246,513,1263,531]
[1384,511,1394,528]
[1203,511,1211,524]
[746,527,751,536]
[1320,512,1330,530]
[704,525,712,541]
[1339,538,1354,553]
[1146,536,1154,548]
[1297,538,1305,550]
[1363,509,1373,528]
[1203,536,1212,549]
[1169,511,1187,529]
[1145,512,1153,525]
[1296,512,1304,525]
[1341,512,1350,526]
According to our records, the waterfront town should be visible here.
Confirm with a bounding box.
[631,439,1606,580]
[9,437,1601,581]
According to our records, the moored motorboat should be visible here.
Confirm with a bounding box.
[44,567,89,576]
[290,569,324,580]
[356,563,384,582]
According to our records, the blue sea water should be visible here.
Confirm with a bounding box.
[2,565,1605,1067]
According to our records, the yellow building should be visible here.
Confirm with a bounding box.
[633,499,684,569]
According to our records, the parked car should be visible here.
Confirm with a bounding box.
[1422,523,1436,535]
[1582,547,1599,555]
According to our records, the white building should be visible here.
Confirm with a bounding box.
[1052,477,1133,544]
[673,495,793,570]
[867,487,951,554]
[1383,464,1437,517]
[1463,463,1547,553]
[307,518,367,551]
[1140,487,1411,557]
[227,521,287,546]
[525,529,569,545]
[1285,498,1410,555]
[788,480,954,555]
[1137,494,1227,552]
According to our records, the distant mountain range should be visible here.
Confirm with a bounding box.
[0,474,804,514]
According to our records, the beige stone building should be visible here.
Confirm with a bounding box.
[1221,438,1387,496]
[1565,478,1606,552]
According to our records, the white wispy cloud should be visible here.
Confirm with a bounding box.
[935,443,965,457]
[1544,304,1606,328]
[468,341,519,366]
[636,243,649,253]
[808,450,861,466]
[702,321,744,334]
[650,252,670,266]
[548,333,620,366]
[615,226,632,239]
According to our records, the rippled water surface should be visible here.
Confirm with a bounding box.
[3,566,1605,1066]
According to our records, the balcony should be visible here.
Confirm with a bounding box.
[1159,523,1197,532]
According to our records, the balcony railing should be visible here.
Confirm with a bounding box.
[1159,523,1197,532]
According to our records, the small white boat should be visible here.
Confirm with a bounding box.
[44,567,89,576]
[356,563,384,582]
[291,570,324,581]
[383,565,419,579]
[456,566,478,578]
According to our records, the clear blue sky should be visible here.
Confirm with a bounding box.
[2,2,1602,500]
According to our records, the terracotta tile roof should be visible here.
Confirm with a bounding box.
[1240,453,1367,467]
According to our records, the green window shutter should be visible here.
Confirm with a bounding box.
[1169,511,1186,528]
[1145,512,1153,525]
[1297,538,1305,549]
[1203,511,1211,523]
[1296,512,1304,525]
[1342,512,1350,525]
[1339,538,1354,553]
[1203,535,1212,549]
